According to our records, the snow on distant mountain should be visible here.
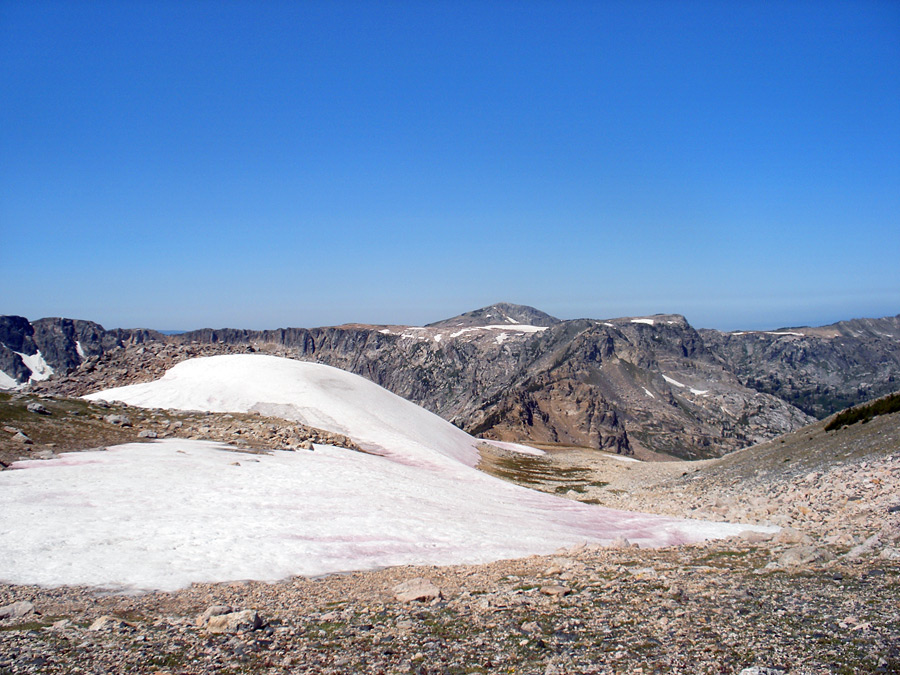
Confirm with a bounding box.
[0,354,772,591]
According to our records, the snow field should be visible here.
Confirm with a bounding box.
[0,355,776,591]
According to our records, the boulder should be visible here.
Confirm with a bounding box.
[768,545,835,569]
[89,615,133,631]
[0,600,35,620]
[539,585,571,597]
[198,606,262,634]
[773,527,812,545]
[104,414,132,427]
[392,577,442,603]
[12,431,32,445]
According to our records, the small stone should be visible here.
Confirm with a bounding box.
[539,585,571,597]
[879,547,900,560]
[739,530,774,543]
[12,432,32,445]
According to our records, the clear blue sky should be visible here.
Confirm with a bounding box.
[2,0,898,331]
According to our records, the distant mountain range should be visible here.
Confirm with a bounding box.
[2,304,898,460]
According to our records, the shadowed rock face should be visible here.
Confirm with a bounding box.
[4,304,899,460]
[0,316,163,385]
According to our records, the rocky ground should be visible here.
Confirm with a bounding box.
[1,399,899,673]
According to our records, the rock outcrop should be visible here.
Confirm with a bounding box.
[700,315,900,419]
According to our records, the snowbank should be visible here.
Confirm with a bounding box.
[0,355,776,591]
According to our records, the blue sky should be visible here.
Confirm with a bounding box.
[2,1,898,331]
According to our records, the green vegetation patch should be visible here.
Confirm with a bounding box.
[824,392,900,432]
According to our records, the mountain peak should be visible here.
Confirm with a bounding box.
[426,303,561,328]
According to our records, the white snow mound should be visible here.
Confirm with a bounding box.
[85,354,482,469]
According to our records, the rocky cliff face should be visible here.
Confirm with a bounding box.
[5,304,898,461]
[0,316,161,386]
[700,315,900,419]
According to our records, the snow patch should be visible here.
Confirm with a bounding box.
[602,453,641,463]
[75,341,87,359]
[449,325,547,339]
[16,351,53,382]
[690,388,709,396]
[484,324,547,333]
[479,440,545,457]
[631,318,655,326]
[0,370,20,390]
[642,387,655,399]
[662,375,686,388]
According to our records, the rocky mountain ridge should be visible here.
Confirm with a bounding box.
[2,303,898,460]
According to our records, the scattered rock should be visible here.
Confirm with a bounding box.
[539,585,571,597]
